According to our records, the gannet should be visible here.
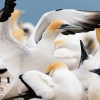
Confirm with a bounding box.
[7,62,82,100]
[26,9,100,48]
[73,40,98,100]
[1,20,82,99]
[89,68,100,100]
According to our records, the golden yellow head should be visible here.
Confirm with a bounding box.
[96,28,100,44]
[47,20,66,31]
[12,29,24,42]
[45,62,68,76]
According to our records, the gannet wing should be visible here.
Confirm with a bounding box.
[27,9,100,45]
[22,70,55,100]
[0,0,16,22]
[0,20,33,76]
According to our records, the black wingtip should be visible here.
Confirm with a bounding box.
[89,68,100,76]
[0,0,16,22]
[19,74,23,80]
[79,40,89,67]
[0,68,7,74]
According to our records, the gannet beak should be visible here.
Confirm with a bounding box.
[78,40,89,67]
[89,69,100,75]
[60,24,83,31]
[60,24,83,35]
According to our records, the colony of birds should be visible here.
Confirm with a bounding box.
[1,0,100,100]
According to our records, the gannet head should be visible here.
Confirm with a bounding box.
[96,28,100,44]
[12,29,25,42]
[46,20,82,33]
[36,20,82,43]
[45,62,68,76]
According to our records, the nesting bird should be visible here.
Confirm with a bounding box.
[73,40,99,100]
[7,62,82,100]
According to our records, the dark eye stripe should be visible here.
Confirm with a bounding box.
[61,24,68,28]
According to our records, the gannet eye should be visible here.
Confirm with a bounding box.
[23,28,29,33]
[59,24,69,29]
[61,24,69,27]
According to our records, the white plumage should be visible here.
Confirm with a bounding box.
[1,19,82,99]
[21,62,82,100]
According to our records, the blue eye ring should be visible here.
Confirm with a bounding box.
[61,24,69,28]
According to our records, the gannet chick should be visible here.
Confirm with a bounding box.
[7,62,82,100]
[89,68,100,100]
[1,20,82,99]
[73,40,98,100]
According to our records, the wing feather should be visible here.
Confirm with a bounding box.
[23,70,55,100]
[0,0,16,22]
[27,9,100,45]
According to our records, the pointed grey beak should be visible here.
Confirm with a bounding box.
[60,24,83,35]
[89,69,100,76]
[78,40,89,68]
[60,24,83,31]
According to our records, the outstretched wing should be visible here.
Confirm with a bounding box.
[26,9,100,46]
[0,0,16,22]
[22,70,55,100]
[0,20,32,76]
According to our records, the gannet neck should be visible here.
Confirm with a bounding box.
[10,19,18,30]
[42,30,61,40]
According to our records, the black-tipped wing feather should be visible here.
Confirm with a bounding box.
[0,68,7,74]
[0,0,16,22]
[34,9,100,43]
[78,40,89,68]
